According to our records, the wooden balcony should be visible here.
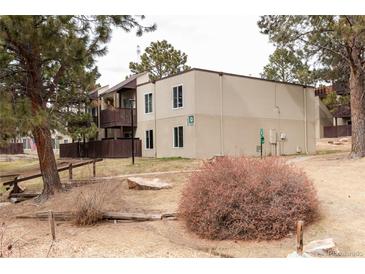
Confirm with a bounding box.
[100,108,136,128]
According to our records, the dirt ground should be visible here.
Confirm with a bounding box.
[0,139,364,258]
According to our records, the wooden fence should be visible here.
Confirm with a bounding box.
[1,159,103,195]
[0,143,24,154]
[60,138,142,158]
[323,125,352,138]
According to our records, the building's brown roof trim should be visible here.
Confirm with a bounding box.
[136,68,314,89]
[88,85,109,99]
[136,69,195,87]
[104,72,147,95]
[194,68,315,88]
[136,80,155,88]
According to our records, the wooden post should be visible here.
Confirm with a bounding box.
[130,99,135,165]
[48,210,56,241]
[93,159,96,177]
[68,163,73,180]
[296,220,304,255]
[11,176,22,194]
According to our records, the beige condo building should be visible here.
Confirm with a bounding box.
[132,68,316,159]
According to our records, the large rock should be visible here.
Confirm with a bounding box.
[127,177,172,190]
[304,238,338,256]
[287,238,338,258]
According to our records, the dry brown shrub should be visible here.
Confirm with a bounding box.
[73,185,107,226]
[179,156,319,240]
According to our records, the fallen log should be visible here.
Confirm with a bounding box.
[9,193,40,199]
[17,211,75,221]
[16,210,178,222]
[10,197,30,203]
[103,212,162,221]
[8,192,40,203]
[127,177,172,190]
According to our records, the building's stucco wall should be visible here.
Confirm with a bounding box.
[194,71,316,158]
[136,73,149,85]
[21,131,72,154]
[136,82,156,157]
[314,96,333,139]
[136,71,196,158]
[136,70,316,159]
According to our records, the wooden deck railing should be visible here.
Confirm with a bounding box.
[100,108,136,128]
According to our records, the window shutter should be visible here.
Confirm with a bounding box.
[149,93,153,112]
[173,87,177,108]
[178,86,183,107]
[179,126,183,147]
[144,94,148,113]
[150,130,153,148]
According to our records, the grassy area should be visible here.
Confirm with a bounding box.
[0,159,40,175]
[73,157,201,182]
[0,157,201,194]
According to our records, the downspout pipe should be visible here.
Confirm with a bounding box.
[219,72,224,156]
[153,81,157,158]
[97,95,101,140]
[303,86,308,154]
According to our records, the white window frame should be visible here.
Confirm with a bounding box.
[172,84,184,110]
[145,129,154,150]
[172,126,184,148]
[144,92,153,114]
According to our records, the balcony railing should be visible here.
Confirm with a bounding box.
[100,108,136,128]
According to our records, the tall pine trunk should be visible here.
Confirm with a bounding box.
[27,58,63,201]
[349,67,365,158]
[33,124,62,200]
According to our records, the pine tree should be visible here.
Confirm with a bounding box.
[261,48,314,85]
[0,16,156,200]
[258,15,365,158]
[129,40,190,81]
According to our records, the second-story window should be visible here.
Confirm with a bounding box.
[173,85,183,109]
[144,93,153,113]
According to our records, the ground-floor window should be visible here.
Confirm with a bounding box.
[173,126,184,148]
[145,129,154,149]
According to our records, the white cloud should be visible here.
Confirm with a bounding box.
[96,15,275,87]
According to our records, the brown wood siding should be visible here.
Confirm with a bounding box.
[60,139,142,158]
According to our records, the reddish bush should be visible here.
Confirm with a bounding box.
[179,156,319,240]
